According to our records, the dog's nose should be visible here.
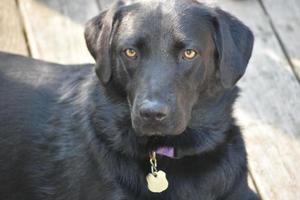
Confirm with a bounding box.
[139,100,169,121]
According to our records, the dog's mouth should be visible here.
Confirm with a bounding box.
[143,135,179,159]
[132,116,188,137]
[139,127,206,159]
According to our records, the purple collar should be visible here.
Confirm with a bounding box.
[155,147,175,158]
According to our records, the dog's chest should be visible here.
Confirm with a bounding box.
[126,165,218,200]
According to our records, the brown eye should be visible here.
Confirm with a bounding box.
[124,48,137,59]
[183,49,197,60]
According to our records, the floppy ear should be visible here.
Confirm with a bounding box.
[85,1,126,84]
[213,8,254,88]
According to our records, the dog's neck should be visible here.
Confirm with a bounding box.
[189,87,238,130]
[174,87,239,158]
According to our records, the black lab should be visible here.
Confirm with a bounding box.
[0,0,258,199]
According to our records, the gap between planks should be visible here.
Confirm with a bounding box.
[257,0,300,83]
[15,0,33,57]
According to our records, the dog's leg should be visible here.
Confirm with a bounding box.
[223,189,259,200]
[222,176,260,200]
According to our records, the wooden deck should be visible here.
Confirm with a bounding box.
[0,0,299,199]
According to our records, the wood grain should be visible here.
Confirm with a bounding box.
[260,0,300,80]
[18,0,99,64]
[0,0,28,55]
[215,0,300,199]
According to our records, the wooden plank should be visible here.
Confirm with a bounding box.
[18,0,99,64]
[260,0,300,80]
[0,0,28,55]
[97,0,114,10]
[212,0,300,199]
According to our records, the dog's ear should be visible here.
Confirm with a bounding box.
[85,1,126,84]
[213,8,254,88]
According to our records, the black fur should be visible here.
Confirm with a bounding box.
[0,0,258,199]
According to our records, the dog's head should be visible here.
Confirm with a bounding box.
[85,0,254,137]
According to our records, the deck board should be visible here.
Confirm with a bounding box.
[97,0,114,10]
[260,0,300,80]
[216,0,300,199]
[0,0,28,55]
[18,0,99,64]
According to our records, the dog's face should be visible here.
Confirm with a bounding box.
[85,0,254,137]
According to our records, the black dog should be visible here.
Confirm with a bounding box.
[0,0,258,199]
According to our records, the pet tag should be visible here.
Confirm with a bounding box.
[146,152,169,193]
[146,170,169,193]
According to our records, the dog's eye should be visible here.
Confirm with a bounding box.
[183,49,197,60]
[124,48,137,59]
